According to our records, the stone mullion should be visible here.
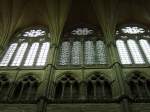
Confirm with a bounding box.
[70,82,73,98]
[101,81,105,98]
[26,82,33,101]
[79,81,86,100]
[92,81,96,99]
[17,82,25,101]
[61,83,65,99]
[135,82,142,98]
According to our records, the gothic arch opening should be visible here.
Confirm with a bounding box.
[128,72,150,99]
[55,75,79,100]
[87,73,112,99]
[11,75,39,102]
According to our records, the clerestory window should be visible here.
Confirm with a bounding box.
[0,27,50,67]
[116,25,150,65]
[58,26,107,66]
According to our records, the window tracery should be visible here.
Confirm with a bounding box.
[0,27,50,67]
[0,43,18,66]
[87,74,112,99]
[71,28,93,35]
[116,25,150,65]
[24,42,39,66]
[11,76,39,101]
[58,25,107,66]
[121,26,145,34]
[23,29,46,37]
[55,75,79,99]
[71,41,81,65]
[129,73,150,99]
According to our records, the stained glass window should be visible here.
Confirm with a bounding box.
[84,41,95,64]
[58,26,107,66]
[72,28,93,35]
[11,43,28,66]
[71,41,81,65]
[139,39,150,63]
[121,26,145,34]
[0,27,50,67]
[24,43,39,66]
[23,29,46,37]
[36,42,50,66]
[117,25,150,65]
[0,43,18,66]
[127,39,145,64]
[116,40,132,64]
[96,40,107,64]
[59,41,70,65]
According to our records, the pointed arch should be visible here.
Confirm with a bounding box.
[128,72,150,99]
[86,72,112,99]
[55,74,79,100]
[11,75,39,102]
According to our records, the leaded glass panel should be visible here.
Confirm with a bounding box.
[24,42,39,66]
[84,41,95,64]
[139,39,150,63]
[71,41,81,65]
[127,39,145,64]
[36,42,50,66]
[0,43,18,66]
[11,43,28,66]
[59,41,70,65]
[116,40,132,64]
[96,40,107,64]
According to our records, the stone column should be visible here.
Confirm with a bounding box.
[107,40,130,112]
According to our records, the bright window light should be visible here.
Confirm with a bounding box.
[121,26,145,34]
[23,29,46,37]
[127,39,145,64]
[0,43,18,66]
[11,43,28,66]
[116,40,132,64]
[36,42,50,66]
[24,43,39,66]
[139,39,150,63]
